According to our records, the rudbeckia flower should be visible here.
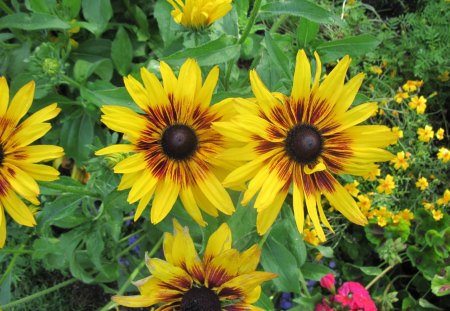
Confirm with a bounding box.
[213,50,395,241]
[167,0,232,29]
[0,77,64,248]
[112,220,276,310]
[96,59,238,226]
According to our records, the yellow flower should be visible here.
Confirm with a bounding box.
[167,0,232,29]
[96,59,239,226]
[213,50,396,241]
[344,180,360,197]
[394,91,409,103]
[437,189,450,206]
[370,65,383,75]
[356,194,372,215]
[436,128,445,140]
[377,216,387,227]
[415,177,428,190]
[376,174,395,194]
[437,70,449,82]
[422,201,435,211]
[397,208,414,224]
[391,127,403,141]
[408,95,427,114]
[417,125,434,143]
[437,147,449,163]
[113,220,276,309]
[0,77,64,248]
[402,80,423,92]
[431,209,443,221]
[303,228,321,246]
[363,165,380,181]
[390,151,409,170]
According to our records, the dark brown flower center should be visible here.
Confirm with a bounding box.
[161,124,198,160]
[285,124,323,164]
[0,144,4,166]
[180,286,221,311]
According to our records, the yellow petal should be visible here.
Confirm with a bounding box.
[134,186,156,221]
[140,67,170,107]
[291,49,311,102]
[16,145,64,163]
[293,173,305,233]
[123,75,151,112]
[127,171,158,204]
[112,295,157,308]
[150,178,180,224]
[196,173,234,215]
[1,191,36,227]
[0,76,9,116]
[204,223,232,264]
[175,59,200,105]
[303,182,325,242]
[311,51,322,91]
[197,66,219,108]
[159,61,178,96]
[0,208,6,248]
[95,144,134,155]
[256,190,287,235]
[254,170,288,212]
[333,73,365,115]
[114,153,147,174]
[328,102,378,135]
[18,103,60,129]
[179,187,207,226]
[7,80,35,126]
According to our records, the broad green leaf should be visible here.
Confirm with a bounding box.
[154,0,182,46]
[0,13,70,30]
[74,58,113,82]
[301,262,334,281]
[418,298,445,310]
[80,80,138,111]
[360,266,383,276]
[164,35,240,66]
[37,194,84,229]
[316,35,381,62]
[81,0,112,36]
[431,266,450,297]
[71,38,111,63]
[111,26,133,75]
[261,236,301,293]
[70,252,95,283]
[62,0,81,18]
[0,271,11,305]
[260,0,340,25]
[297,17,319,49]
[28,0,56,13]
[133,5,150,41]
[86,228,106,271]
[264,32,292,81]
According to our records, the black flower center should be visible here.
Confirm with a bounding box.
[0,144,4,166]
[180,286,221,311]
[161,124,198,160]
[285,124,323,164]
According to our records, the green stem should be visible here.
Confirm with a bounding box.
[100,235,164,311]
[298,268,311,298]
[0,249,33,255]
[62,75,83,89]
[258,229,271,248]
[365,265,394,290]
[0,278,77,310]
[224,0,263,90]
[270,15,288,34]
[0,245,24,285]
[40,181,99,197]
[116,234,147,258]
[0,0,13,14]
[119,228,145,243]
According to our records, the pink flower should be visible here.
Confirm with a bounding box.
[320,273,336,291]
[315,298,334,311]
[335,282,377,311]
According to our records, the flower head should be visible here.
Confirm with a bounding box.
[213,50,395,241]
[320,273,336,292]
[417,125,434,143]
[437,189,450,206]
[335,282,377,311]
[112,220,276,309]
[390,151,409,170]
[436,128,445,140]
[408,95,427,114]
[432,209,444,221]
[370,66,382,75]
[96,59,239,226]
[376,174,395,194]
[0,77,63,248]
[394,91,408,103]
[357,194,372,215]
[344,180,360,197]
[167,0,232,29]
[415,177,428,191]
[391,127,403,141]
[402,80,423,92]
[437,147,449,163]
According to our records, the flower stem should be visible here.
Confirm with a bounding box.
[0,278,77,309]
[0,0,13,14]
[100,235,164,311]
[40,181,99,197]
[365,265,394,290]
[224,0,263,90]
[0,245,25,285]
[298,268,311,298]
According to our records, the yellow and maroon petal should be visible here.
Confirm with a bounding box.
[6,80,34,127]
[203,223,232,265]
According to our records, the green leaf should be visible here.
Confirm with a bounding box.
[28,0,56,13]
[154,0,182,45]
[86,228,105,271]
[37,194,84,229]
[297,17,319,49]
[111,26,133,75]
[164,35,240,66]
[71,39,112,63]
[360,266,383,276]
[62,0,81,18]
[301,262,334,281]
[418,298,445,310]
[316,35,381,62]
[0,13,70,30]
[133,5,150,41]
[80,80,138,111]
[81,0,112,36]
[431,266,450,297]
[261,236,301,293]
[60,109,95,163]
[264,32,292,81]
[260,0,341,25]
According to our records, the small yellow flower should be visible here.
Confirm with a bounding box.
[402,80,423,92]
[390,151,410,170]
[437,189,450,206]
[431,209,444,221]
[437,147,450,163]
[436,128,445,140]
[167,0,232,29]
[363,166,381,181]
[377,216,387,227]
[437,70,449,82]
[394,91,409,103]
[370,65,383,75]
[417,125,434,143]
[377,174,395,194]
[344,180,360,197]
[357,195,372,215]
[408,95,427,114]
[422,202,435,211]
[347,0,357,5]
[415,177,428,190]
[303,228,320,246]
[391,127,404,141]
[397,208,414,224]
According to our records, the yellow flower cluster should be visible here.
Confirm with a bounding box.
[367,206,414,227]
[302,217,321,246]
[390,151,410,170]
[422,201,445,222]
[376,174,396,194]
[437,189,450,206]
[394,91,409,103]
[402,80,423,92]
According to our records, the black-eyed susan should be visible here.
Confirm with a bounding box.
[112,220,276,310]
[213,50,396,241]
[96,59,238,226]
[167,0,232,29]
[0,77,63,248]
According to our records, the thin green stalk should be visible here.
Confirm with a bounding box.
[258,229,271,248]
[118,228,145,243]
[62,75,83,89]
[298,269,311,298]
[0,249,33,255]
[40,181,99,197]
[0,278,77,310]
[100,235,164,311]
[116,234,147,258]
[0,245,24,285]
[365,265,394,290]
[270,14,288,34]
[224,0,263,90]
[0,0,13,14]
